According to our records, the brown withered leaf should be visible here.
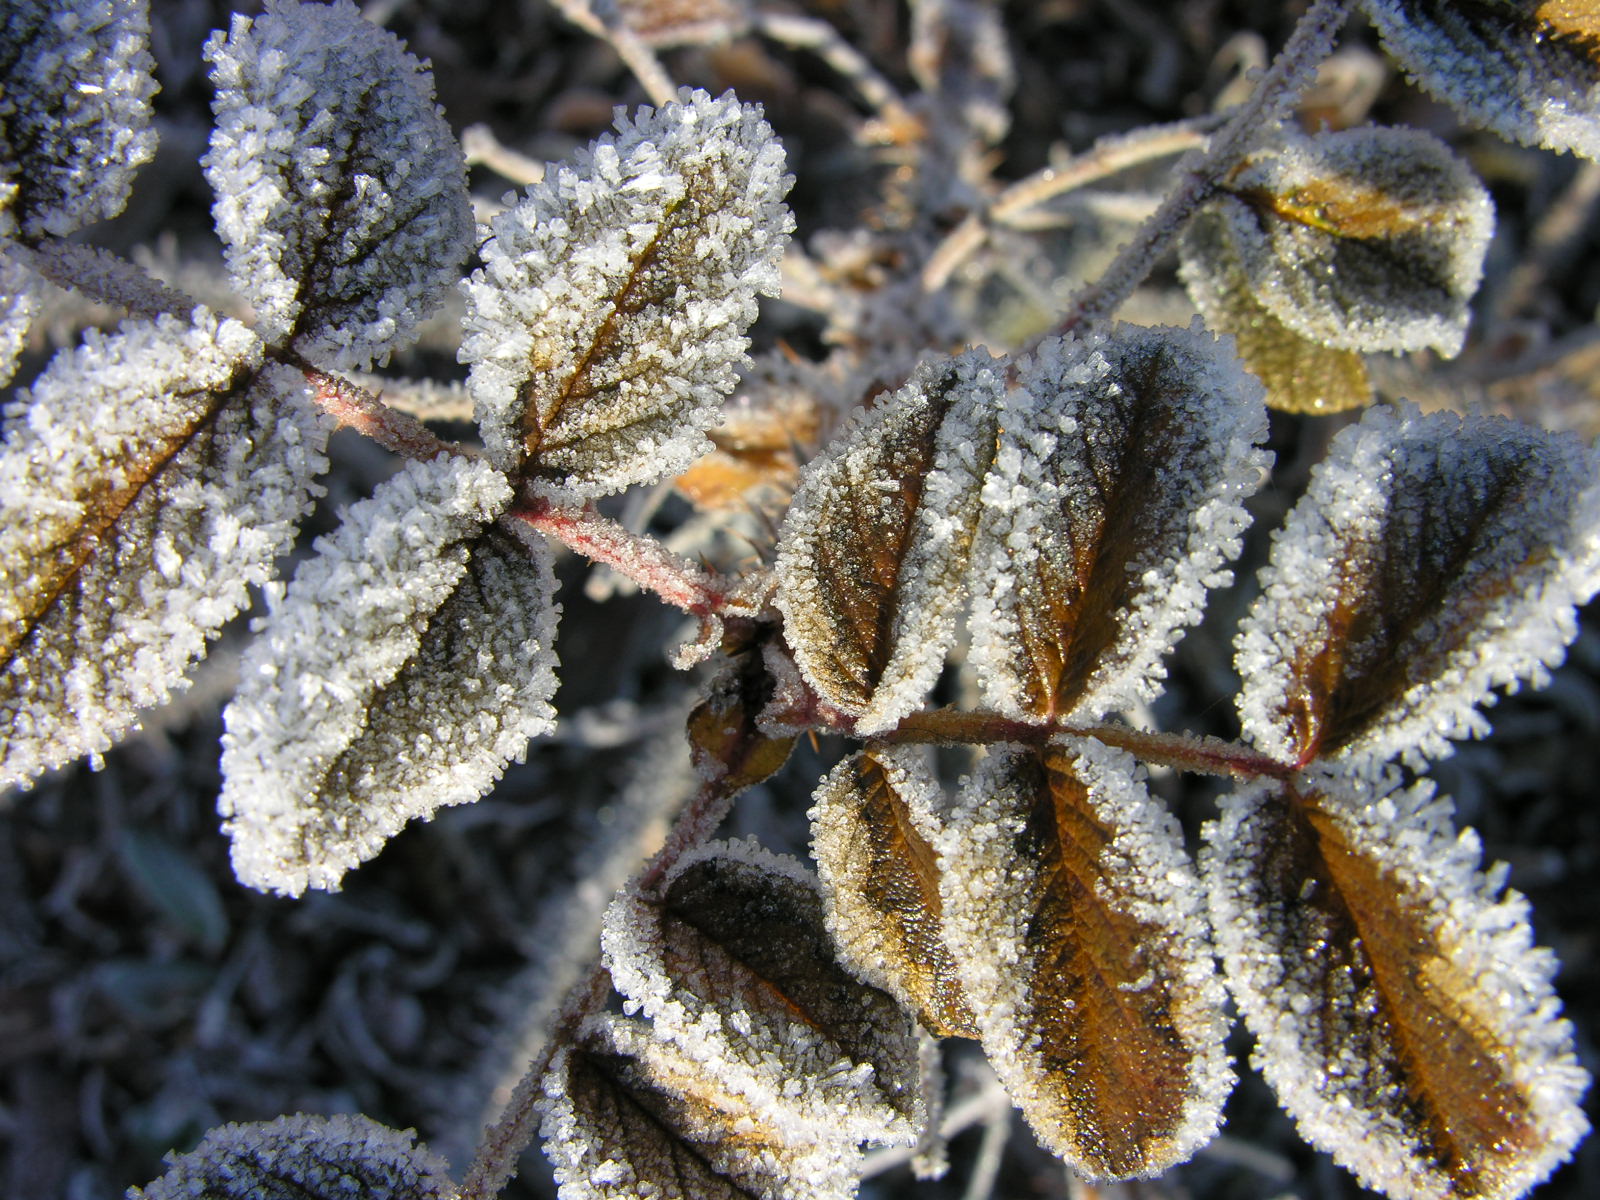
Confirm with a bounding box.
[687,632,797,798]
[601,840,924,1145]
[1180,207,1371,415]
[1234,401,1600,771]
[934,738,1232,1180]
[809,746,979,1039]
[1202,124,1491,357]
[1364,1,1600,160]
[968,325,1268,723]
[775,350,1004,734]
[1204,771,1589,1200]
[540,1015,859,1200]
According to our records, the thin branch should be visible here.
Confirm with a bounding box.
[547,0,677,107]
[297,363,469,462]
[504,497,736,617]
[1053,0,1357,334]
[752,11,916,128]
[921,117,1218,292]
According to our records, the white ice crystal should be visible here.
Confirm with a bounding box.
[460,87,793,495]
[0,0,158,239]
[220,454,560,896]
[203,0,473,371]
[0,312,328,789]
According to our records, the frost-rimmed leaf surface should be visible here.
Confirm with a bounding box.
[969,325,1268,722]
[1179,208,1371,415]
[1203,770,1590,1200]
[934,737,1233,1179]
[1363,0,1600,161]
[1235,401,1600,771]
[0,0,158,238]
[810,745,977,1039]
[0,313,327,789]
[203,0,473,371]
[601,838,923,1144]
[129,1112,458,1200]
[1201,126,1491,357]
[460,88,793,495]
[0,251,40,387]
[539,1014,860,1200]
[775,350,1005,734]
[220,454,560,896]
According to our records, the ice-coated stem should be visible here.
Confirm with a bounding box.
[1054,0,1356,333]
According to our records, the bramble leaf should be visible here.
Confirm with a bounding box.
[540,1015,860,1200]
[1363,0,1600,160]
[219,455,559,896]
[934,738,1233,1180]
[203,0,474,371]
[1234,401,1600,771]
[129,1112,458,1200]
[601,839,923,1144]
[0,251,40,387]
[1199,126,1492,357]
[810,745,979,1039]
[969,326,1269,722]
[0,0,158,239]
[0,313,328,790]
[460,88,793,496]
[774,351,1005,734]
[1179,207,1372,414]
[1204,770,1590,1200]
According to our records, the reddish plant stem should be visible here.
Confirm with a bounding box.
[299,362,468,463]
[505,496,735,616]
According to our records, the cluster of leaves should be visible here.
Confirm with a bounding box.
[4,2,1600,1200]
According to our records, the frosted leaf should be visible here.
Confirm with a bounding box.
[0,250,41,387]
[1363,0,1600,160]
[129,1112,458,1200]
[0,313,328,790]
[1235,401,1600,771]
[0,0,157,239]
[1203,770,1589,1200]
[203,0,474,371]
[809,746,978,1039]
[601,839,923,1145]
[970,325,1269,723]
[460,88,793,495]
[1203,125,1492,356]
[1179,207,1372,415]
[934,738,1233,1180]
[774,351,1005,734]
[539,1015,860,1200]
[220,455,559,896]
[687,634,797,797]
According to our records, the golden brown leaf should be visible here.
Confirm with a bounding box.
[775,351,1004,732]
[935,739,1231,1180]
[687,633,797,799]
[810,746,978,1039]
[1204,772,1589,1199]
